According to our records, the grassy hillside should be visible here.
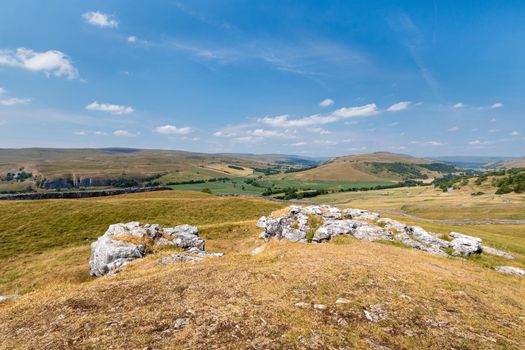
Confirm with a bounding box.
[289,152,455,182]
[0,190,524,348]
[0,148,318,191]
[501,157,525,169]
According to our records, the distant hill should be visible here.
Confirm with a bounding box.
[432,156,515,169]
[288,152,456,182]
[487,157,525,169]
[0,148,319,189]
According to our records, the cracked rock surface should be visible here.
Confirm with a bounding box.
[257,205,513,259]
[89,222,220,276]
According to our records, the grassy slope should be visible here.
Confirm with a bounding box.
[0,190,524,349]
[289,152,438,182]
[168,178,393,195]
[502,157,525,169]
[0,148,305,182]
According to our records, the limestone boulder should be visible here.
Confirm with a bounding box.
[449,232,482,256]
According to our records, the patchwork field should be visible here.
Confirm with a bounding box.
[0,188,524,349]
[168,177,393,195]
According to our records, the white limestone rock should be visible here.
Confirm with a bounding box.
[343,208,380,221]
[89,222,214,276]
[495,266,525,276]
[482,245,515,260]
[449,232,482,256]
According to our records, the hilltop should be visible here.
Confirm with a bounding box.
[0,189,523,349]
[288,152,456,183]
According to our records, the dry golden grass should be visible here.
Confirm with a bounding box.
[202,163,254,176]
[0,189,524,349]
[290,152,436,182]
[1,237,523,349]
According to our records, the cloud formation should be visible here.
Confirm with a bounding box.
[319,98,334,107]
[155,125,191,135]
[386,101,411,112]
[259,104,378,127]
[0,97,31,106]
[0,48,78,79]
[453,102,465,109]
[113,129,138,137]
[82,11,119,28]
[85,101,134,115]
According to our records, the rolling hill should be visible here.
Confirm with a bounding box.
[0,148,319,190]
[499,157,525,169]
[288,152,456,183]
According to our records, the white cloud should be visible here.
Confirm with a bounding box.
[308,127,330,134]
[448,126,459,132]
[127,36,137,43]
[319,98,334,107]
[314,140,338,146]
[490,102,503,109]
[453,102,465,109]
[511,131,520,136]
[82,11,118,28]
[0,87,4,96]
[386,101,411,112]
[427,141,444,146]
[85,101,134,115]
[155,124,191,135]
[488,129,500,133]
[290,141,307,147]
[248,128,289,138]
[388,146,406,150]
[0,48,78,79]
[113,129,138,137]
[74,131,86,136]
[0,97,31,106]
[259,104,378,127]
[469,139,489,145]
[94,131,108,136]
[490,118,497,122]
[388,122,399,127]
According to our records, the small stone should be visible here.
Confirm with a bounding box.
[294,302,310,308]
[174,317,190,329]
[251,246,265,256]
[160,254,203,264]
[364,304,387,323]
[314,304,327,310]
[335,298,351,304]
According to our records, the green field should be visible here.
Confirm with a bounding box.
[168,177,394,195]
[168,179,266,194]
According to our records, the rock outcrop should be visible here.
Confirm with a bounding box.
[89,222,219,276]
[257,205,513,259]
[449,232,482,256]
[495,266,525,276]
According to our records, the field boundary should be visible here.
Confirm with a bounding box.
[0,187,172,201]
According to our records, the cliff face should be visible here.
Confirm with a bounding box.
[41,177,112,189]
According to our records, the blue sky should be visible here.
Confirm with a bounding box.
[0,0,524,157]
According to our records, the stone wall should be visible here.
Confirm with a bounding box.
[0,187,172,200]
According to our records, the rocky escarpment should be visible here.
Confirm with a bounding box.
[0,187,170,201]
[89,222,222,276]
[257,205,517,264]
